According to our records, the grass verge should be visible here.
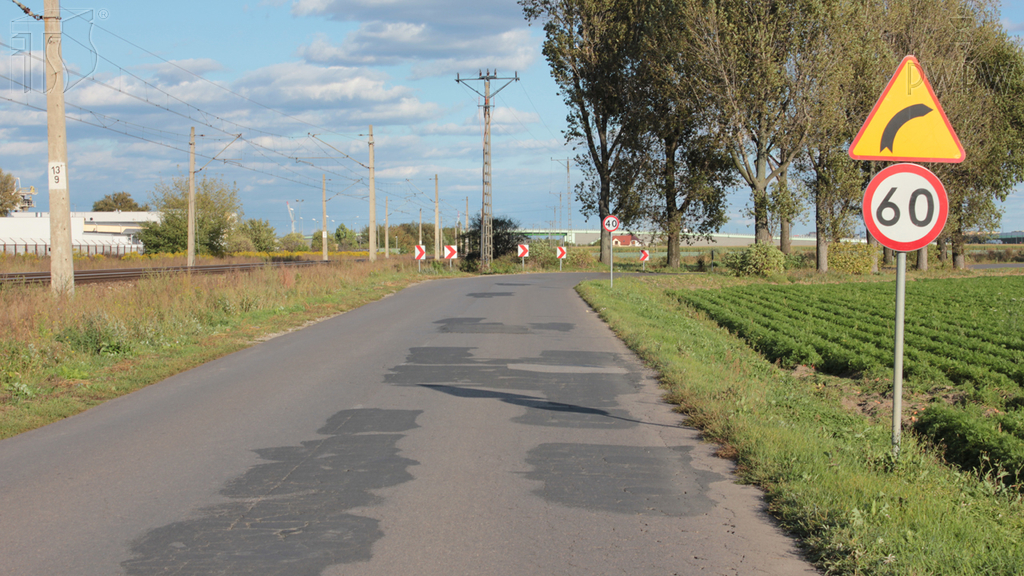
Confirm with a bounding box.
[577,275,1024,575]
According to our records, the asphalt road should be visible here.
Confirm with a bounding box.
[0,273,817,575]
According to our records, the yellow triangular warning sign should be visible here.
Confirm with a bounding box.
[849,55,965,163]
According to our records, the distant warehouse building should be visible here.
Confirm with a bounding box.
[0,211,159,256]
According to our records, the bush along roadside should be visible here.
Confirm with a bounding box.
[577,276,1024,576]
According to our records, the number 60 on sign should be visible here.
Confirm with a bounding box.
[863,163,948,252]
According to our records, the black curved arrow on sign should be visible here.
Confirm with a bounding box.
[880,104,933,153]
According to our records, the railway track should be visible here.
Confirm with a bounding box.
[0,260,333,286]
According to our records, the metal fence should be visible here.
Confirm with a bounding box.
[0,240,144,257]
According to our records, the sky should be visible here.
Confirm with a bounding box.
[0,0,1022,239]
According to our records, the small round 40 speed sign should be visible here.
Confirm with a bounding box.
[863,163,948,252]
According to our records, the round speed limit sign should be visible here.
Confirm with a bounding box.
[863,163,948,252]
[602,215,620,233]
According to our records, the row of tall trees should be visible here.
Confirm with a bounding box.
[523,0,1024,270]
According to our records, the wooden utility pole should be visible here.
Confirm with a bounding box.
[44,0,73,294]
[434,174,440,260]
[385,196,390,259]
[465,197,469,255]
[419,209,422,246]
[321,174,328,262]
[368,125,376,262]
[456,70,518,271]
[188,127,196,267]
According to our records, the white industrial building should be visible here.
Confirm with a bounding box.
[0,211,160,256]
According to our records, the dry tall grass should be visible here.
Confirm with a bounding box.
[0,257,423,409]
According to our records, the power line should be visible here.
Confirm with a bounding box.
[90,22,364,142]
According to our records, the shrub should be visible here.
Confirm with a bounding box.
[566,248,596,269]
[828,242,879,274]
[721,243,785,277]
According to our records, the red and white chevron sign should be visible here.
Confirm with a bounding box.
[444,245,458,260]
[639,250,650,262]
[414,245,426,260]
[518,244,529,258]
[556,246,566,259]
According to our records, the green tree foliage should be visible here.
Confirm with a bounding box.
[278,232,308,252]
[684,0,830,245]
[138,175,242,256]
[616,0,734,268]
[334,223,359,248]
[92,191,149,212]
[521,0,639,265]
[310,230,338,252]
[0,169,20,216]
[462,215,526,263]
[234,219,277,253]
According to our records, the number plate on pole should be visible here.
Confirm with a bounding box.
[863,163,948,252]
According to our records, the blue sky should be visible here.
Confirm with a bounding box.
[1,1,1022,238]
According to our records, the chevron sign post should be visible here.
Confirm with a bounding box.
[518,244,529,272]
[640,249,650,271]
[444,245,457,269]
[414,244,426,272]
[556,246,566,271]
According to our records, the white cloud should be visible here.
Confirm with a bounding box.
[236,61,410,105]
[298,27,537,78]
[137,59,226,85]
[1001,18,1024,33]
[290,0,523,34]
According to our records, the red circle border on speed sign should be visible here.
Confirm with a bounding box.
[863,163,948,252]
[602,215,620,232]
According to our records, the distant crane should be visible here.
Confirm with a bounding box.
[286,201,296,234]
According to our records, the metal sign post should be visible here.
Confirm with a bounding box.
[851,56,964,460]
[603,215,620,288]
[892,252,907,459]
[861,164,948,459]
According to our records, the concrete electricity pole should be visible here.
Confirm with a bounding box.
[368,125,376,262]
[44,0,73,294]
[419,209,422,246]
[385,195,389,259]
[456,70,518,271]
[465,197,469,255]
[188,128,196,267]
[434,174,440,260]
[322,174,328,262]
[552,158,571,245]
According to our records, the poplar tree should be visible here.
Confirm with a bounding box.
[521,0,639,264]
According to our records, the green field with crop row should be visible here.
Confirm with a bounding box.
[674,276,1024,402]
[674,276,1024,483]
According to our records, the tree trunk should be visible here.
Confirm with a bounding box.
[867,231,879,273]
[780,219,792,255]
[599,176,612,265]
[664,137,681,268]
[753,183,772,244]
[753,141,772,244]
[952,229,967,270]
[917,246,928,271]
[883,247,894,265]
[816,194,828,273]
[938,237,948,262]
